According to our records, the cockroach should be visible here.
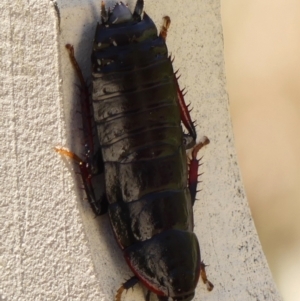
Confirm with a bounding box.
[56,1,213,301]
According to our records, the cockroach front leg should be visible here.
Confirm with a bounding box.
[56,44,108,216]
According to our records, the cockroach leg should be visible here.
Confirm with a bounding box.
[188,136,210,205]
[200,262,214,291]
[57,44,107,215]
[159,16,171,40]
[55,147,108,215]
[65,44,97,157]
[101,1,108,23]
[160,18,197,143]
[115,276,139,301]
[174,73,197,142]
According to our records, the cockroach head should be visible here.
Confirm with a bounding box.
[101,0,144,25]
[107,2,132,24]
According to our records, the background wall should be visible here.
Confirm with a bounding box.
[221,1,300,300]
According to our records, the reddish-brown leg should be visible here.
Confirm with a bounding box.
[115,276,139,301]
[174,73,197,142]
[56,45,107,215]
[159,16,171,40]
[188,136,210,205]
[188,136,213,291]
[159,17,197,142]
[200,262,214,291]
[65,44,96,155]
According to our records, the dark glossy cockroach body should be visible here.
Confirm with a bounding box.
[58,1,213,301]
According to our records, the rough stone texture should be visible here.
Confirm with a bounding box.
[0,0,282,300]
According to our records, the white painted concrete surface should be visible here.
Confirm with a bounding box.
[0,0,282,300]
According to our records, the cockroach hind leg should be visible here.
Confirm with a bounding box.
[115,276,139,301]
[65,44,86,87]
[188,137,210,205]
[174,73,197,142]
[64,42,107,215]
[200,262,214,292]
